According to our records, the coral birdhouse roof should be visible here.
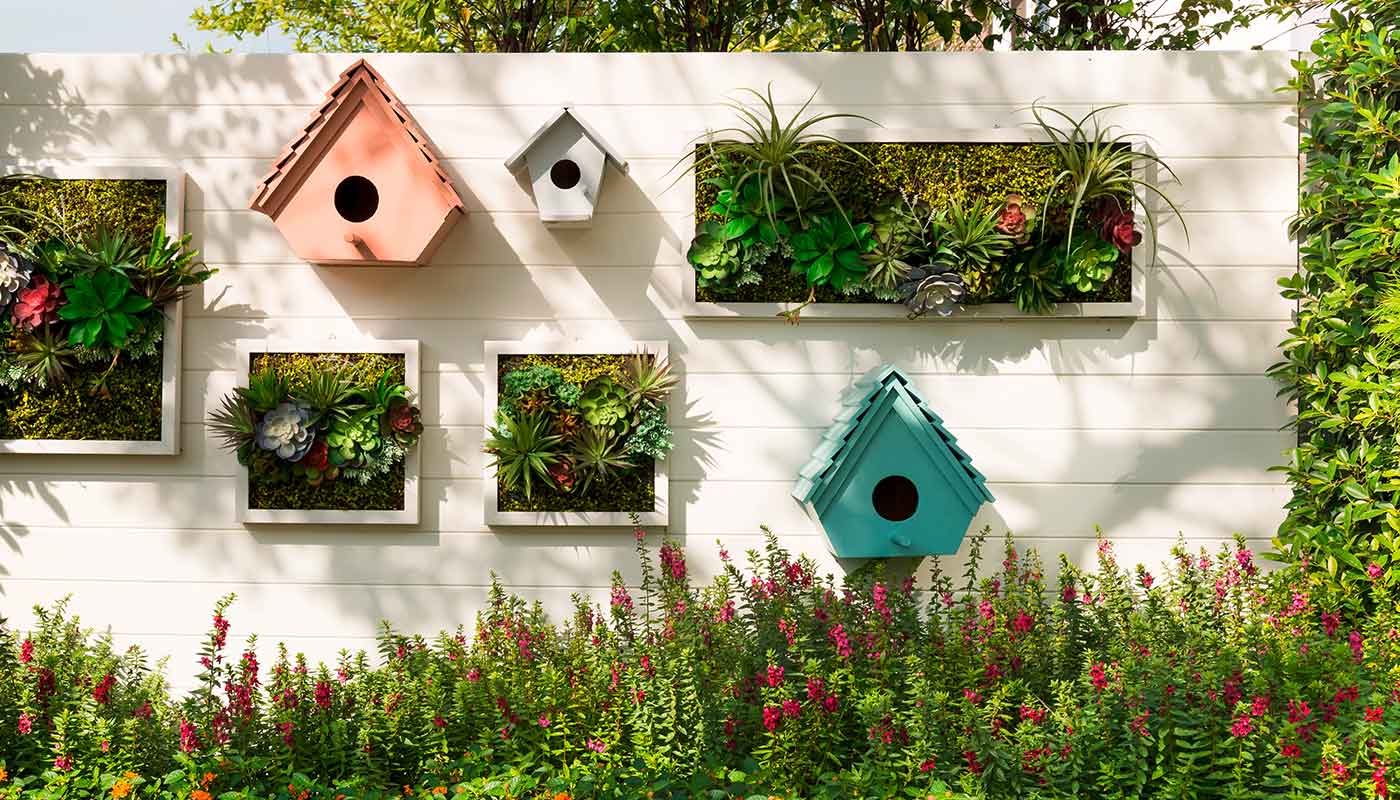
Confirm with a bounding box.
[250,59,462,216]
[793,364,993,514]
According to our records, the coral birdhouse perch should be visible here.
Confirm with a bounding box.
[505,107,628,227]
[793,365,994,559]
[250,59,464,266]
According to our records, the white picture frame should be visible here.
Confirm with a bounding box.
[677,128,1150,321]
[484,338,670,527]
[0,162,185,454]
[233,338,421,525]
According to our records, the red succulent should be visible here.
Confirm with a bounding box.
[386,399,423,440]
[549,460,574,492]
[11,274,64,331]
[1100,208,1143,254]
[995,194,1031,242]
[300,439,329,470]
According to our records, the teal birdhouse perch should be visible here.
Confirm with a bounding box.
[792,365,993,559]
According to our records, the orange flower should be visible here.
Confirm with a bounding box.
[191,791,212,800]
[0,767,7,782]
[123,772,140,781]
[201,772,216,787]
[432,788,447,796]
[553,793,572,800]
[111,779,133,799]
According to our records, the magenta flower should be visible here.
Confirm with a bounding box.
[433,715,447,728]
[1089,662,1108,692]
[52,754,72,771]
[538,715,550,728]
[766,664,784,688]
[178,718,200,753]
[17,712,32,734]
[762,705,782,732]
[315,681,333,710]
[1230,713,1253,738]
[1369,562,1385,580]
[585,738,606,753]
[822,694,839,713]
[782,698,801,718]
[19,638,32,663]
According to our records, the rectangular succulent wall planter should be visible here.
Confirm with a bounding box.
[484,339,670,527]
[234,338,421,525]
[679,128,1150,321]
[0,162,185,455]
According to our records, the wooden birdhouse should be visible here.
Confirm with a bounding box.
[504,107,628,227]
[249,59,464,266]
[792,365,994,559]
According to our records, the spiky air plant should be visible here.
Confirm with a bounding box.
[1029,103,1186,261]
[207,391,258,463]
[484,410,564,502]
[131,222,216,307]
[15,327,76,387]
[680,83,876,231]
[623,350,678,407]
[571,424,634,495]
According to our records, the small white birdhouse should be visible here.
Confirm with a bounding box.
[504,107,628,227]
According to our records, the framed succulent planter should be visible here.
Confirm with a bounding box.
[680,115,1161,322]
[484,339,671,527]
[0,163,189,455]
[223,338,422,525]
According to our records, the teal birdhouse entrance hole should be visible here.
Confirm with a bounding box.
[792,365,993,559]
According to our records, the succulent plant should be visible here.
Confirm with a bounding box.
[255,401,316,462]
[578,379,633,432]
[385,398,423,446]
[326,413,382,468]
[57,269,153,349]
[571,425,633,494]
[15,327,76,387]
[898,266,966,319]
[1061,232,1120,293]
[11,274,64,332]
[548,460,576,493]
[1098,205,1142,255]
[623,351,678,408]
[484,410,564,501]
[789,213,874,292]
[0,249,31,311]
[994,194,1034,244]
[296,439,339,486]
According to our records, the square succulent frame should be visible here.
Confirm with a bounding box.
[484,338,670,528]
[0,162,185,455]
[233,338,422,525]
[679,128,1152,321]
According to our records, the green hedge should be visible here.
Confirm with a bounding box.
[6,177,165,245]
[694,141,1131,304]
[247,352,408,512]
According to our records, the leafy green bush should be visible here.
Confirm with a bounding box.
[1268,8,1400,606]
[2,530,1397,799]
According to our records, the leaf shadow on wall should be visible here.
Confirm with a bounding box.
[0,56,100,594]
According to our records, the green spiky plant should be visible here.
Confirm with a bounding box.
[683,83,876,231]
[571,424,634,495]
[207,392,258,464]
[14,327,76,387]
[131,221,216,307]
[485,410,564,502]
[1029,103,1186,261]
[622,351,678,408]
[295,366,358,425]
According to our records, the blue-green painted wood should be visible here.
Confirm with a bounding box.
[792,365,993,559]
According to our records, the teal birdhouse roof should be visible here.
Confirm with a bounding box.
[793,365,993,516]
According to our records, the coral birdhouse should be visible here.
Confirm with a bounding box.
[792,365,994,559]
[505,107,627,227]
[250,59,464,266]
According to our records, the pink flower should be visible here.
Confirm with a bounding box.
[178,718,200,752]
[467,668,481,683]
[133,701,152,720]
[807,677,825,700]
[278,720,294,748]
[782,698,801,718]
[717,600,736,623]
[433,715,446,729]
[920,758,937,773]
[658,542,686,581]
[1351,630,1365,663]
[822,694,839,713]
[963,688,983,705]
[1288,699,1311,722]
[586,738,607,753]
[1231,713,1253,738]
[52,754,72,771]
[1370,562,1385,580]
[766,664,784,688]
[19,639,32,663]
[1321,611,1341,637]
[828,624,852,659]
[538,715,551,728]
[978,599,994,620]
[1012,611,1034,633]
[1281,742,1302,758]
[762,705,782,732]
[610,584,634,612]
[1140,572,1154,590]
[314,681,332,710]
[1089,662,1108,692]
[17,712,32,734]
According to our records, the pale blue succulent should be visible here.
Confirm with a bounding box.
[0,249,32,311]
[255,401,315,461]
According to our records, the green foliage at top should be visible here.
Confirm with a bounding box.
[0,530,1395,799]
[499,363,581,417]
[1,178,164,246]
[1268,6,1400,609]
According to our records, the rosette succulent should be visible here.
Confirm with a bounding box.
[1061,233,1120,293]
[255,401,316,462]
[994,194,1033,243]
[579,379,632,432]
[11,274,63,332]
[898,267,966,318]
[1099,206,1142,255]
[326,413,382,468]
[385,398,423,446]
[0,249,31,311]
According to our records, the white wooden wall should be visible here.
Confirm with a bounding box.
[0,52,1296,683]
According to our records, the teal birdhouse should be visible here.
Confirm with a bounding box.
[792,365,993,559]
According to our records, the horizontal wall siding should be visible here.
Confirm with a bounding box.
[0,52,1296,687]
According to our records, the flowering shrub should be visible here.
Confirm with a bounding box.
[2,529,1399,799]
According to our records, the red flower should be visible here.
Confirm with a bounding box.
[1367,706,1386,723]
[1089,662,1108,692]
[19,639,32,663]
[1099,209,1142,255]
[92,673,115,705]
[1281,742,1302,759]
[766,664,784,688]
[762,705,782,732]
